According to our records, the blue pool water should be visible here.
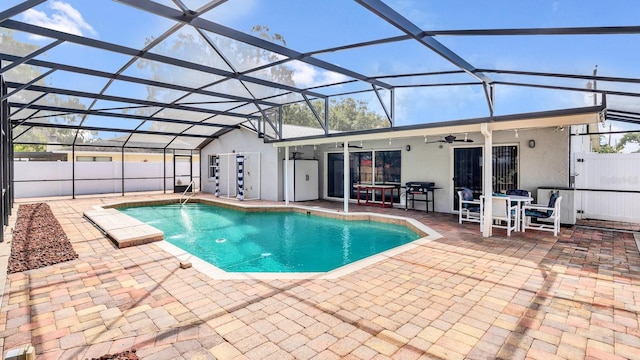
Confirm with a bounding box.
[119,203,421,272]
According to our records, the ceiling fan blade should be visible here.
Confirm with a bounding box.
[339,144,363,149]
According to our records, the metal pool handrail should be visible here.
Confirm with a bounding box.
[180,180,195,205]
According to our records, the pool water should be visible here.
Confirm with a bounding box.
[119,203,421,272]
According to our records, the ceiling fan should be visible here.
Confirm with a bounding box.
[425,134,473,144]
[337,143,363,149]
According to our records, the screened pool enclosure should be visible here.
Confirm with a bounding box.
[3,0,640,238]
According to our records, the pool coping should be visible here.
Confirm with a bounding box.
[93,197,443,280]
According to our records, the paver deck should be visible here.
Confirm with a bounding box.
[1,192,639,359]
[84,208,163,248]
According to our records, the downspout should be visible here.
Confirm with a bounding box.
[480,123,492,237]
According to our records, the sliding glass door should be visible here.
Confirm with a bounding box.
[453,145,519,209]
[327,150,401,202]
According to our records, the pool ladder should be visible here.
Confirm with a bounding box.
[180,181,196,205]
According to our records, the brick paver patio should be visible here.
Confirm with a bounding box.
[1,193,639,359]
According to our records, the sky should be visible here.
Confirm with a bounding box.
[2,0,640,150]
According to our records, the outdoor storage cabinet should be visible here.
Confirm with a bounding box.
[285,159,319,201]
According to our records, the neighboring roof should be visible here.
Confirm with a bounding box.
[2,1,640,150]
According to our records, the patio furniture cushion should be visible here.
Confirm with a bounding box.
[506,189,531,207]
[461,188,479,211]
[547,192,559,216]
[506,189,530,197]
[524,208,550,218]
[524,192,557,218]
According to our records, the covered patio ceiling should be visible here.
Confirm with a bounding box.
[2,0,640,150]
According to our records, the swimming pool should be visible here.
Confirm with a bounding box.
[119,203,421,272]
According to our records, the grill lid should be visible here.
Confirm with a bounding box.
[406,181,435,193]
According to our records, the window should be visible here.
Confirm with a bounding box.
[375,150,401,184]
[208,155,217,179]
[76,156,112,162]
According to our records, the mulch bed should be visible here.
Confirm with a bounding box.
[8,203,78,273]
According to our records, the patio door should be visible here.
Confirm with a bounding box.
[453,146,519,209]
[327,152,372,199]
[327,150,401,202]
[453,147,483,210]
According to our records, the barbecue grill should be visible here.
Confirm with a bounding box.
[406,181,435,193]
[405,181,438,212]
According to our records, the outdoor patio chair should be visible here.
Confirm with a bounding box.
[458,188,481,225]
[506,189,531,206]
[480,195,518,236]
[521,193,563,236]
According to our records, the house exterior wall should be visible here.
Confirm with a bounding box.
[313,128,568,213]
[199,127,569,212]
[200,128,282,201]
[515,128,570,195]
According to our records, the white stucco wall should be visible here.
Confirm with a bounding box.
[200,126,570,212]
[515,128,570,195]
[313,128,568,213]
[200,128,282,201]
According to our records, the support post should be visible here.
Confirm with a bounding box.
[343,140,349,213]
[71,144,75,199]
[121,147,125,196]
[284,146,289,205]
[481,123,492,237]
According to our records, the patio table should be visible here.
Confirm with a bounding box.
[354,184,397,208]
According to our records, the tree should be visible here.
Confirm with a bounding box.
[137,25,294,113]
[136,26,386,135]
[618,133,640,153]
[2,29,95,151]
[282,98,389,131]
[596,132,640,153]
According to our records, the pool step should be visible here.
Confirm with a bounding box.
[84,208,164,248]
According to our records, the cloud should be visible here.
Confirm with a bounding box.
[22,1,96,38]
[289,61,350,88]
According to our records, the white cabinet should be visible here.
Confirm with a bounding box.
[285,160,319,201]
[537,187,576,225]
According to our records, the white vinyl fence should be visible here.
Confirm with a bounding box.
[14,161,200,198]
[574,152,640,223]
